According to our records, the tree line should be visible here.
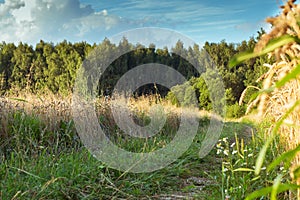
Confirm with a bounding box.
[0,32,270,116]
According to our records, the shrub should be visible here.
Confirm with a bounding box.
[226,103,246,118]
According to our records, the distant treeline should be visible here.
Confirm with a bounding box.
[0,31,270,114]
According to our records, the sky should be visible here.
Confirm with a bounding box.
[0,0,288,46]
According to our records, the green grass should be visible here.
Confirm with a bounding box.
[0,109,290,199]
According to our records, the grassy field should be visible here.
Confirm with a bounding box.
[0,95,291,199]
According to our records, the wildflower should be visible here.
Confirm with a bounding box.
[224,149,229,156]
[248,153,253,157]
[232,150,238,155]
[230,142,236,148]
[280,166,284,171]
[217,149,222,155]
[222,137,228,143]
[223,168,228,172]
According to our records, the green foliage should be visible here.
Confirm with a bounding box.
[11,43,35,90]
[195,76,211,110]
[166,82,189,106]
[165,35,270,117]
[7,111,45,154]
[229,35,300,67]
[167,75,214,111]
[0,36,267,104]
[0,40,91,96]
[168,69,235,116]
[0,42,16,93]
[1,111,80,158]
[226,103,246,119]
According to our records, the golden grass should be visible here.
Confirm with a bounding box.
[0,93,212,139]
[0,93,72,131]
[244,0,300,197]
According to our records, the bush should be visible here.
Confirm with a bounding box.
[226,103,246,118]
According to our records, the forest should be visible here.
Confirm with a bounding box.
[0,30,269,117]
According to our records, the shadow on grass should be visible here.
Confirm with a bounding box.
[0,97,255,199]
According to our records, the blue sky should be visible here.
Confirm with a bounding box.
[0,0,286,45]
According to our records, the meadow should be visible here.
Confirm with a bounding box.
[0,94,291,199]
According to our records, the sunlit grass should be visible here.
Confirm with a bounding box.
[0,93,270,199]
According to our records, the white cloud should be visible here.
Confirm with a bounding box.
[0,0,275,44]
[64,11,122,37]
[11,0,33,22]
[0,0,27,42]
[0,0,24,16]
[0,0,130,44]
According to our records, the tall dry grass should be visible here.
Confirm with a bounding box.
[242,0,300,197]
[0,93,208,139]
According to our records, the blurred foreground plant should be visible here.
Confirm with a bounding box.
[230,1,300,199]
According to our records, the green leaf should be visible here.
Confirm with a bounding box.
[248,86,275,102]
[292,166,300,180]
[245,186,272,200]
[8,97,28,103]
[268,145,300,171]
[255,144,269,175]
[233,168,255,172]
[271,175,282,200]
[259,35,300,55]
[230,35,300,67]
[250,176,261,181]
[229,50,255,68]
[276,64,300,88]
[245,184,300,200]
